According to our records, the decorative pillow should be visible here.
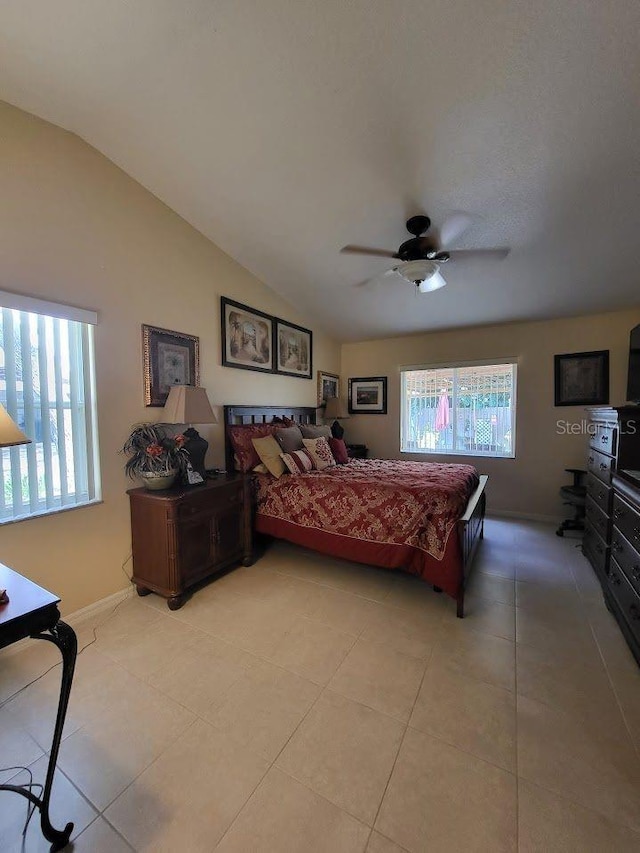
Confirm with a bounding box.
[251,435,286,479]
[328,437,349,464]
[274,425,305,454]
[229,423,275,472]
[300,424,332,439]
[302,437,336,471]
[280,449,315,475]
[252,462,269,474]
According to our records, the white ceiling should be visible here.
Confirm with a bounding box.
[1,0,639,341]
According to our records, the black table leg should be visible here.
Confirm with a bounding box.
[33,620,77,851]
[0,620,77,852]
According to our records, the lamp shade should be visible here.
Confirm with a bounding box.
[162,386,217,425]
[0,404,30,448]
[324,397,350,419]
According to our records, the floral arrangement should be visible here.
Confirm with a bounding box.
[122,423,190,479]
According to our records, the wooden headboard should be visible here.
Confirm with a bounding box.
[223,405,318,473]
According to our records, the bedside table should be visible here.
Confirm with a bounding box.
[346,443,369,459]
[127,475,252,610]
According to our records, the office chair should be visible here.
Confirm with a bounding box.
[556,468,587,536]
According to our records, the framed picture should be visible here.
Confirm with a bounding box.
[554,350,609,406]
[317,371,340,407]
[275,318,313,379]
[142,324,200,407]
[221,297,274,373]
[348,376,388,414]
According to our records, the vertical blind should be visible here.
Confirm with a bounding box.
[0,302,100,523]
[401,362,516,458]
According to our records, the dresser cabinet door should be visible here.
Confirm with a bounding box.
[177,516,215,584]
[214,504,243,565]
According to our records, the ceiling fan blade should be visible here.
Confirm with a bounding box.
[438,212,473,247]
[446,248,510,262]
[340,244,399,259]
[353,267,401,288]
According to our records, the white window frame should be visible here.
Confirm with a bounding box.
[400,358,517,459]
[0,290,101,524]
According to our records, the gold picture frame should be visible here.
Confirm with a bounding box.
[142,324,200,407]
[317,371,340,407]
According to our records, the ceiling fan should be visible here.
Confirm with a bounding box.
[341,214,509,293]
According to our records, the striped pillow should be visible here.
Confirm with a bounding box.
[280,449,315,475]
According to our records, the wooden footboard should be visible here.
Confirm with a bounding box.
[455,474,488,618]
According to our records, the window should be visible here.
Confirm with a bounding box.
[0,291,101,523]
[401,361,516,458]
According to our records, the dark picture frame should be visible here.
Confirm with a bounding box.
[317,371,339,407]
[348,376,388,414]
[554,350,609,406]
[221,297,274,374]
[142,324,200,407]
[275,318,313,379]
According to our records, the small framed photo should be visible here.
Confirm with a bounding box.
[554,350,609,406]
[221,297,274,373]
[348,376,387,414]
[317,371,340,407]
[142,324,200,407]
[275,318,313,379]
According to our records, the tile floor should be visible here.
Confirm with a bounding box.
[1,518,640,851]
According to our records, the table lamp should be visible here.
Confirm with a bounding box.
[162,386,217,483]
[324,396,350,439]
[0,404,31,603]
[0,404,31,449]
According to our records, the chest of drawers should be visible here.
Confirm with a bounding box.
[583,407,640,585]
[609,474,640,664]
[128,476,252,610]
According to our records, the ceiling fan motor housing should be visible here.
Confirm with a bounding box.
[398,237,444,261]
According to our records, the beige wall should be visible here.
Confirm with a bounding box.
[341,309,640,520]
[0,101,340,614]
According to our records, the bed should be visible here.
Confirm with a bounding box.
[224,405,487,617]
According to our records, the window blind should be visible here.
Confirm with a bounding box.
[0,304,101,523]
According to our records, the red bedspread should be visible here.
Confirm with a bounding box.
[254,459,479,597]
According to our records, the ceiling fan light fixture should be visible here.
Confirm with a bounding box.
[417,269,446,292]
[395,259,446,292]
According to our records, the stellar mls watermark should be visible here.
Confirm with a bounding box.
[556,419,637,435]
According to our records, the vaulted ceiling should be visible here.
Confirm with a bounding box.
[1,1,639,340]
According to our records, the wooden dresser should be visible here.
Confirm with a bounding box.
[609,473,640,664]
[128,475,252,610]
[583,407,640,663]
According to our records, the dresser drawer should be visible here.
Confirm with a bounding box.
[585,496,609,541]
[607,559,640,641]
[583,525,608,582]
[587,448,614,484]
[611,495,640,551]
[611,528,640,595]
[176,482,242,519]
[590,424,617,457]
[586,473,611,514]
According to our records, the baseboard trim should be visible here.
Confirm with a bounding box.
[487,510,559,525]
[0,583,133,660]
[65,584,134,628]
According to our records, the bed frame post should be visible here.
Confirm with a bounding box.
[456,476,488,618]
